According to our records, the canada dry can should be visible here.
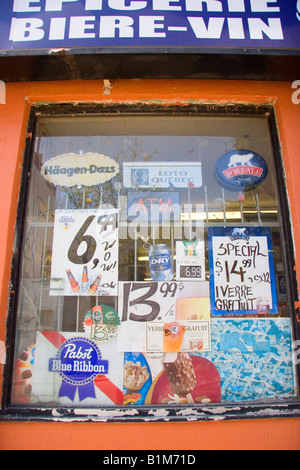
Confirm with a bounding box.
[148,244,174,282]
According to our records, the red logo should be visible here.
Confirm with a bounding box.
[223,166,263,180]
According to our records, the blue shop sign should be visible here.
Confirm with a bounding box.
[1,0,300,54]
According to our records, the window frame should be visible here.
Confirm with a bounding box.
[1,102,300,423]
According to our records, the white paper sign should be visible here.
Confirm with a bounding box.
[176,241,205,281]
[123,162,202,189]
[118,281,210,351]
[50,209,118,296]
[208,227,278,315]
[145,320,211,353]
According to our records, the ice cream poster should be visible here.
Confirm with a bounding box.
[118,281,211,352]
[143,318,295,406]
[208,227,278,316]
[50,209,118,297]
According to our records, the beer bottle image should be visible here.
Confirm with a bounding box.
[92,305,103,324]
[89,274,102,295]
[81,265,89,293]
[66,269,80,293]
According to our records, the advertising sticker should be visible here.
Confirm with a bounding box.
[16,319,295,407]
[83,305,120,343]
[50,209,118,296]
[208,227,278,316]
[176,240,205,281]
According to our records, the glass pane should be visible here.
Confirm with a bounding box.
[10,112,297,409]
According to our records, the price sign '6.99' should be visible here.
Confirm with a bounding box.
[50,209,118,297]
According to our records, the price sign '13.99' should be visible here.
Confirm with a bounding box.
[50,209,118,297]
[208,227,278,316]
[117,281,210,352]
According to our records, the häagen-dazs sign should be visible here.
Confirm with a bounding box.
[41,152,119,187]
[1,0,300,53]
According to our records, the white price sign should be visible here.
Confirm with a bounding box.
[118,281,210,351]
[50,209,118,297]
[208,227,278,316]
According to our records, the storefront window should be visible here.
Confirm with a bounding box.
[9,108,299,414]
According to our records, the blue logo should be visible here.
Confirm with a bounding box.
[131,168,149,187]
[214,150,268,192]
[49,337,108,402]
[230,228,250,241]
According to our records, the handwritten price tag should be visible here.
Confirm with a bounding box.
[118,281,210,352]
[50,209,118,296]
[208,227,278,316]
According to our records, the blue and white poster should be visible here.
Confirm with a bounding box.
[199,318,296,402]
[208,227,278,316]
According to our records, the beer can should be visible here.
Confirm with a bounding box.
[148,244,173,282]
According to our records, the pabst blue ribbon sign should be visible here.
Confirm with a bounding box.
[1,0,300,53]
[49,337,109,401]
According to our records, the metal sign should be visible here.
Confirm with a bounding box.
[1,0,300,54]
[214,149,268,192]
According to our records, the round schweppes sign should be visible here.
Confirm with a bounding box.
[41,152,119,187]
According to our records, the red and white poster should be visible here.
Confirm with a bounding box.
[32,331,124,406]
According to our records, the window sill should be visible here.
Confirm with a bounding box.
[1,402,300,423]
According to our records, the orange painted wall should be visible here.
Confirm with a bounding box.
[0,79,300,450]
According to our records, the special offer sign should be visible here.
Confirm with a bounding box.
[208,227,278,316]
[50,209,118,297]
